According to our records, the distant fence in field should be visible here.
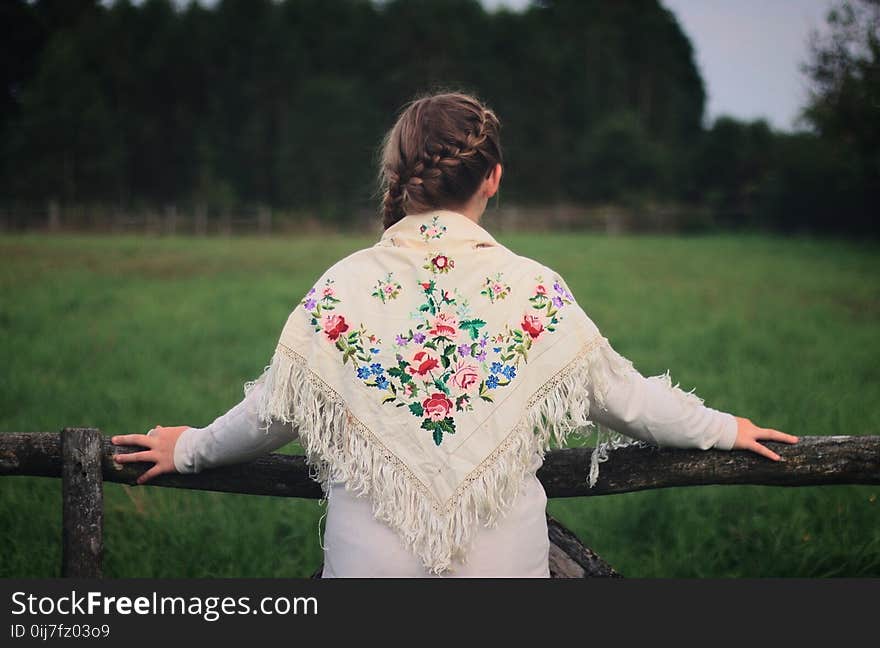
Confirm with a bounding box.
[0,201,739,236]
[1,429,877,578]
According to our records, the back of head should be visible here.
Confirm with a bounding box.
[376,89,503,229]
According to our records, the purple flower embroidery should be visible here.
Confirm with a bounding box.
[304,298,317,310]
[475,350,487,362]
[457,343,471,356]
[395,334,408,346]
[552,296,564,308]
[413,332,426,344]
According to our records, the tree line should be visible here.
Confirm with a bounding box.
[1,0,876,234]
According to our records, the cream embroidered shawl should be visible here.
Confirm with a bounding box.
[245,209,644,574]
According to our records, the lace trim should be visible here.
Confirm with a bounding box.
[274,341,442,510]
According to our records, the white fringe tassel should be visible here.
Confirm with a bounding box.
[243,337,660,575]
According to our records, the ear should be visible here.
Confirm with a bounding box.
[485,163,502,198]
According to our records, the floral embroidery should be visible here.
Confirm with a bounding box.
[419,215,446,241]
[301,279,382,361]
[301,278,342,330]
[371,272,403,303]
[480,273,511,302]
[300,274,574,446]
[423,252,455,274]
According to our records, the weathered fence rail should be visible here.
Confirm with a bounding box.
[1,429,878,578]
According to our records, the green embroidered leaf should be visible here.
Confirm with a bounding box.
[459,319,486,340]
[432,429,443,446]
[440,354,450,369]
[382,393,396,404]
[443,344,456,356]
[388,366,405,379]
[409,402,424,417]
[433,377,450,395]
[438,417,455,435]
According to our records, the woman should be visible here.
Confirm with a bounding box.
[111,90,799,577]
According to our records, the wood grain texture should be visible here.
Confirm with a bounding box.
[60,428,103,578]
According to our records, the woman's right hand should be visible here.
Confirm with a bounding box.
[111,425,190,484]
[732,416,799,461]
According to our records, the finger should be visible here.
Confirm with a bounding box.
[763,428,799,443]
[113,450,156,464]
[137,464,164,485]
[750,441,782,462]
[111,433,157,448]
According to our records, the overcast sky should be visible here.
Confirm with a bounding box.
[483,0,835,131]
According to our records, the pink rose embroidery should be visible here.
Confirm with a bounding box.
[429,312,458,338]
[322,314,349,340]
[451,360,480,391]
[422,392,453,421]
[521,314,544,339]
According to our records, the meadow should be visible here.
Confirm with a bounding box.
[1,229,878,577]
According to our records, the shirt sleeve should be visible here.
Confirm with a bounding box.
[587,338,739,451]
[173,377,300,474]
[543,264,738,452]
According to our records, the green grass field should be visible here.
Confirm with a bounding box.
[1,230,878,577]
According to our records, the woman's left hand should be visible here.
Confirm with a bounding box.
[111,425,189,484]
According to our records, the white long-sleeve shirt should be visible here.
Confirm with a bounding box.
[172,340,738,578]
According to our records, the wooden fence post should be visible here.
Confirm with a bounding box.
[61,427,103,577]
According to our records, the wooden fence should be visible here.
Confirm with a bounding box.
[1,429,878,578]
[0,200,730,236]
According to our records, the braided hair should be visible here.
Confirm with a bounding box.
[376,90,503,230]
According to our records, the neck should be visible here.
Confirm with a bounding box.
[445,196,486,225]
